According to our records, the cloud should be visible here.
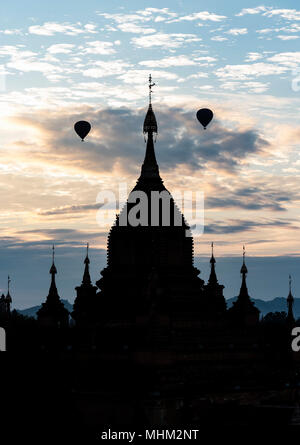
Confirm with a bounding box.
[236,6,267,16]
[226,28,248,36]
[277,35,299,40]
[245,52,264,62]
[131,32,202,48]
[138,55,216,69]
[237,7,300,21]
[81,41,117,55]
[211,36,228,42]
[170,11,226,22]
[28,22,97,36]
[118,69,179,85]
[264,9,300,21]
[8,106,270,177]
[83,60,131,78]
[99,12,152,24]
[215,62,288,80]
[0,28,22,35]
[47,44,75,54]
[0,45,70,81]
[220,81,269,93]
[38,203,102,216]
[117,23,156,34]
[267,52,300,67]
[205,218,295,234]
[139,55,197,68]
[206,186,293,212]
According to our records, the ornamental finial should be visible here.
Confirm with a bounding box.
[149,73,155,105]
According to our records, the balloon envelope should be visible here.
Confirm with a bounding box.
[74,121,91,141]
[196,108,213,129]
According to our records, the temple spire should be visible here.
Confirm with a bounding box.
[49,244,58,297]
[149,73,155,105]
[239,245,249,299]
[287,274,295,325]
[138,75,161,181]
[82,243,92,285]
[7,275,11,297]
[208,242,217,284]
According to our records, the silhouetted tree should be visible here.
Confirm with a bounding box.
[262,311,287,325]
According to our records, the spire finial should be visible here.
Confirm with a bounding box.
[8,275,10,293]
[211,241,214,256]
[83,243,91,283]
[289,274,292,293]
[84,242,90,265]
[240,245,248,275]
[149,73,155,105]
[50,244,57,275]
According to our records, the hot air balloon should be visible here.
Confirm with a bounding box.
[196,108,213,130]
[74,121,91,141]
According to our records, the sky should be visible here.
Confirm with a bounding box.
[0,1,300,308]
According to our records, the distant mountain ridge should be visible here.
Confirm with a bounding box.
[227,297,294,317]
[17,299,73,318]
[16,297,295,319]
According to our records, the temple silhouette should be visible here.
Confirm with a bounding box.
[2,82,300,430]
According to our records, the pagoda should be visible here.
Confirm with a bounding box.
[203,243,227,317]
[228,246,260,326]
[37,246,69,327]
[96,75,205,325]
[73,243,98,325]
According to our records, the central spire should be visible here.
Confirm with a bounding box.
[139,74,161,182]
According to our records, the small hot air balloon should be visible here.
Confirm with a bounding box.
[74,121,91,141]
[196,108,213,130]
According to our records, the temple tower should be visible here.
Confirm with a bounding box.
[228,246,260,326]
[96,76,205,322]
[287,274,295,326]
[204,243,226,317]
[37,246,69,327]
[73,244,98,325]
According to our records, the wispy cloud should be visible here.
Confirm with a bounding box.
[38,203,102,216]
[139,55,216,68]
[47,44,75,54]
[211,36,228,42]
[277,35,299,40]
[131,32,201,48]
[236,6,268,17]
[215,63,288,80]
[206,218,296,234]
[83,60,131,78]
[226,28,248,36]
[81,40,117,55]
[170,11,226,23]
[28,22,97,36]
